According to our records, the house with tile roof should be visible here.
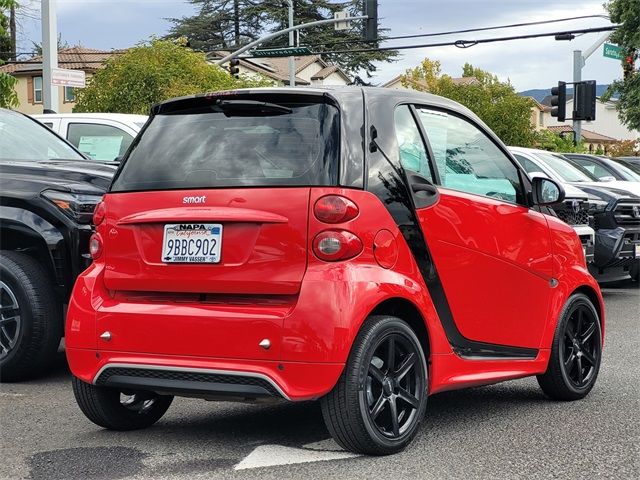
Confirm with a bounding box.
[208,51,351,86]
[0,47,120,114]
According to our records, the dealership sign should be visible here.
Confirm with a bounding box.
[51,68,86,88]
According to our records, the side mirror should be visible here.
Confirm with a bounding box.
[532,176,565,206]
[598,175,616,182]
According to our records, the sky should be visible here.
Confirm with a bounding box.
[14,0,622,92]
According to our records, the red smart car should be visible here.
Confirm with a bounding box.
[67,87,604,455]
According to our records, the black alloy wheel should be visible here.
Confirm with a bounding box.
[364,333,423,438]
[321,315,428,455]
[561,304,599,389]
[538,293,602,401]
[0,280,21,361]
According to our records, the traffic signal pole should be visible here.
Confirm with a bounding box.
[215,15,368,67]
[571,32,611,143]
[41,0,59,112]
[288,0,295,87]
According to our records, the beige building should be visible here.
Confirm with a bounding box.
[0,47,117,114]
[209,51,351,86]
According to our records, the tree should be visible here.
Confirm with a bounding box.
[74,39,272,115]
[167,0,398,77]
[606,139,640,157]
[402,59,536,147]
[32,34,71,56]
[0,0,17,108]
[166,0,264,52]
[601,0,640,130]
[533,129,586,153]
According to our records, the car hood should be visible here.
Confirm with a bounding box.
[0,159,117,195]
[572,181,640,199]
[570,182,640,204]
[560,182,591,200]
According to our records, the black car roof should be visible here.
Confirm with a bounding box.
[151,86,479,122]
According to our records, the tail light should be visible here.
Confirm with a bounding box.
[313,230,363,262]
[89,233,103,260]
[314,195,359,224]
[93,201,106,226]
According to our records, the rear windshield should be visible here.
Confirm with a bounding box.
[111,101,339,192]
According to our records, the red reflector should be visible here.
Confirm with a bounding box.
[313,230,363,262]
[93,201,106,226]
[89,233,103,260]
[314,195,359,224]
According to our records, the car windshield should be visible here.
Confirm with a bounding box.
[612,158,640,175]
[533,152,597,182]
[111,100,340,192]
[608,159,640,181]
[0,109,84,161]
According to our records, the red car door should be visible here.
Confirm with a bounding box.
[396,105,554,353]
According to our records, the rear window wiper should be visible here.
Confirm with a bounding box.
[214,99,293,116]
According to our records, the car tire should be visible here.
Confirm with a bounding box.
[537,293,602,401]
[630,259,639,285]
[72,376,174,430]
[0,251,62,382]
[320,315,428,455]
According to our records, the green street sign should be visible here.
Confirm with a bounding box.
[252,47,313,58]
[603,43,624,60]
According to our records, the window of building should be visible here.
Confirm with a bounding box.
[33,76,43,103]
[64,86,75,103]
[538,111,544,127]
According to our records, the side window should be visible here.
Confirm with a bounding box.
[393,106,433,181]
[415,108,523,204]
[67,123,134,161]
[571,158,609,178]
[513,154,543,176]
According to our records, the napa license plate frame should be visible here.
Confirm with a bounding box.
[161,223,223,263]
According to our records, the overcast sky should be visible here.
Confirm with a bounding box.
[15,0,621,91]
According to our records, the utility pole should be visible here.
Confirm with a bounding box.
[571,32,610,143]
[41,0,58,112]
[288,0,295,87]
[9,2,16,60]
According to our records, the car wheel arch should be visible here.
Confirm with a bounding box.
[365,297,432,362]
[572,285,605,337]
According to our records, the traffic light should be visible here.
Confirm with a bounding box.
[623,50,636,80]
[574,80,596,122]
[228,58,240,78]
[364,0,378,42]
[550,81,567,122]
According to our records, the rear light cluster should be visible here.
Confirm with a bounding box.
[312,195,362,262]
[90,201,106,260]
[89,233,103,260]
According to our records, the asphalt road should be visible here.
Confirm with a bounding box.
[1,281,638,480]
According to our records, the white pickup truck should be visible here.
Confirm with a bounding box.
[33,113,147,162]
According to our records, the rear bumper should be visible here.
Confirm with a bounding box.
[67,347,343,402]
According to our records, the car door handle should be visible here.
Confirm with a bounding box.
[411,183,438,195]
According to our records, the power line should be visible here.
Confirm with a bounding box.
[304,14,613,49]
[300,25,619,57]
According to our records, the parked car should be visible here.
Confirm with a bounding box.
[611,157,640,176]
[0,109,116,381]
[66,87,604,456]
[563,153,640,183]
[511,147,640,283]
[617,156,640,169]
[33,113,147,162]
[510,148,595,263]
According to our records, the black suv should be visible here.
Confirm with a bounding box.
[0,109,116,381]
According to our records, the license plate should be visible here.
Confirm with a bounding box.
[162,223,222,263]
